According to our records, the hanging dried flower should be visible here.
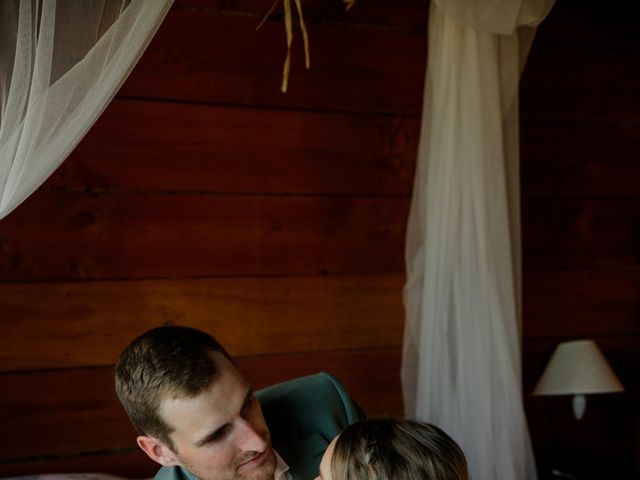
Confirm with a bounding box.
[257,0,358,93]
[257,0,310,93]
[343,0,357,11]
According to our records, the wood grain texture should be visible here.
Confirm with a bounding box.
[521,45,640,123]
[522,199,640,270]
[523,269,640,338]
[520,1,640,472]
[0,274,404,372]
[0,348,403,462]
[521,122,640,198]
[0,449,156,478]
[0,192,409,281]
[57,102,640,199]
[118,8,426,114]
[12,268,640,373]
[173,0,430,31]
[1,0,639,477]
[53,99,418,195]
[534,0,640,51]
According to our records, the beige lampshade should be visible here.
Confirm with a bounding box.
[533,339,625,395]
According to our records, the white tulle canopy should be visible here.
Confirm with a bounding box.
[402,1,555,479]
[1,2,557,478]
[0,0,173,220]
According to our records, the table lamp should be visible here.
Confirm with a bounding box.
[533,339,624,419]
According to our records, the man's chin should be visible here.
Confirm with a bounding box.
[236,448,277,480]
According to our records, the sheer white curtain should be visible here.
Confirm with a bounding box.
[402,1,554,479]
[0,0,173,220]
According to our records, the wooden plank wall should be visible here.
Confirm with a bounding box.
[520,1,640,478]
[1,1,639,479]
[0,1,425,476]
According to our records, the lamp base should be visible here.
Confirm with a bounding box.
[572,394,586,420]
[548,468,580,479]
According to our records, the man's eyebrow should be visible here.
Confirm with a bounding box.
[194,422,230,447]
[241,384,255,410]
[193,384,254,447]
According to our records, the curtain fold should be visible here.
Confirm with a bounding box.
[0,0,173,220]
[402,1,554,479]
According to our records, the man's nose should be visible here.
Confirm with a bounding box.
[236,418,267,452]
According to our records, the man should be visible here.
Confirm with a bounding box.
[115,326,363,480]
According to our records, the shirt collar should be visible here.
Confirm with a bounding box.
[274,450,291,480]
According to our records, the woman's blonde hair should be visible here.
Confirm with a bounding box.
[330,419,468,480]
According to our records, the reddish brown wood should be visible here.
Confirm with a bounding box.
[173,0,429,31]
[0,274,404,372]
[519,3,640,475]
[0,449,157,478]
[0,348,402,462]
[1,0,639,478]
[53,99,418,195]
[0,366,133,461]
[241,348,404,417]
[521,122,640,198]
[0,192,409,281]
[521,45,640,123]
[522,199,640,270]
[118,8,426,114]
[534,0,640,51]
[523,269,640,338]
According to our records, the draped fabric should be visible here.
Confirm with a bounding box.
[0,0,173,220]
[402,1,555,479]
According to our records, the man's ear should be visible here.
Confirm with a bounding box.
[137,435,179,467]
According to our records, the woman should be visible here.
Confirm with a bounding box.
[315,418,468,480]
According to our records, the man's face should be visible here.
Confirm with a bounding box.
[159,353,277,480]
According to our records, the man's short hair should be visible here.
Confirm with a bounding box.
[115,325,230,449]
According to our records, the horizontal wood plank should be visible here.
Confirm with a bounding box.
[0,348,402,462]
[7,268,639,371]
[55,102,640,199]
[118,8,426,114]
[0,193,409,281]
[240,349,404,417]
[4,1,640,478]
[522,199,640,270]
[0,274,404,372]
[535,0,640,51]
[173,0,430,32]
[0,449,156,478]
[4,267,636,376]
[523,269,640,338]
[521,122,640,198]
[52,99,417,195]
[521,45,640,123]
